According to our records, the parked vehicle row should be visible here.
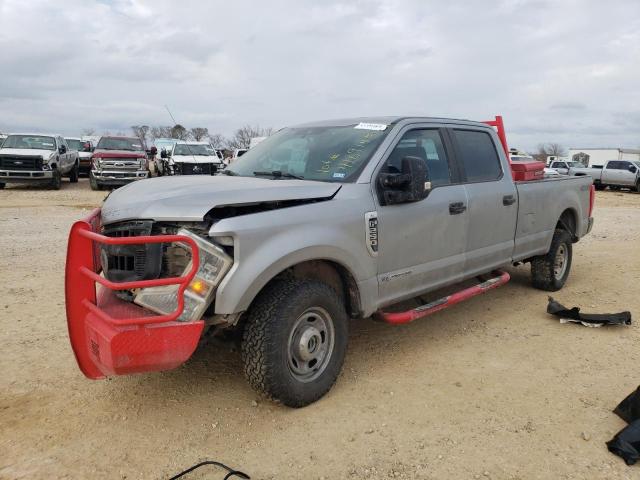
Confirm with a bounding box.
[0,132,233,190]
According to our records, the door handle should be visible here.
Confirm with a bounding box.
[449,202,466,215]
[503,194,516,206]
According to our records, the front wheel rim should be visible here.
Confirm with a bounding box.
[553,243,569,280]
[287,307,335,383]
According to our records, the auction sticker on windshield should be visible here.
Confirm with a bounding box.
[354,123,387,131]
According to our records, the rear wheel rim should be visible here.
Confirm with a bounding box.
[287,307,335,383]
[553,243,568,280]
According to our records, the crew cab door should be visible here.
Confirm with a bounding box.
[375,127,468,305]
[449,128,518,276]
[602,161,637,186]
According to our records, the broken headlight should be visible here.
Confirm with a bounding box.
[133,228,232,321]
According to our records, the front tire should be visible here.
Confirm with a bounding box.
[0,182,5,189]
[69,163,79,183]
[594,182,605,191]
[241,278,349,408]
[51,169,62,190]
[531,229,573,291]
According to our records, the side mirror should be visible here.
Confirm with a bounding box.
[59,145,67,154]
[160,150,168,159]
[629,165,637,173]
[379,156,430,205]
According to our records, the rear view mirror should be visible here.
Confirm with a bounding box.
[379,156,430,205]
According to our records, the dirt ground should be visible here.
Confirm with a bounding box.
[1,178,639,480]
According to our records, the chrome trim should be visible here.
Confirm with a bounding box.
[0,170,53,179]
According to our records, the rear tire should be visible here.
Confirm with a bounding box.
[51,169,62,190]
[241,278,349,408]
[69,163,79,183]
[531,229,572,291]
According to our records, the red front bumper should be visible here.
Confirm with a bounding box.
[65,209,204,379]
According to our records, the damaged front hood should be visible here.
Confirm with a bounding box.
[101,175,341,224]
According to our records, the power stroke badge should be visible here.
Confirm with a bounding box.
[365,211,378,257]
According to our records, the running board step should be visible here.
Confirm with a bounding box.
[376,270,510,325]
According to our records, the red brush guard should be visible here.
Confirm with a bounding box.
[65,208,204,379]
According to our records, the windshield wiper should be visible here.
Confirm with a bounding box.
[253,170,304,180]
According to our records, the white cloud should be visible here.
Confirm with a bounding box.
[0,0,638,150]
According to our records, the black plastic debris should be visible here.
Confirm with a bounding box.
[547,297,632,327]
[168,460,250,480]
[607,420,640,465]
[614,386,640,424]
[607,386,640,465]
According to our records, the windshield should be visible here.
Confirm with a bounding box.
[97,137,143,151]
[174,144,211,156]
[226,125,391,182]
[2,135,56,151]
[66,139,82,151]
[567,161,582,167]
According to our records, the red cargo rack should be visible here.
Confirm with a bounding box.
[483,115,545,181]
[65,208,204,379]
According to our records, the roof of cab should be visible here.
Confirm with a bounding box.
[292,116,492,129]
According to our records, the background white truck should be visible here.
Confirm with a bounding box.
[158,141,223,175]
[0,134,79,189]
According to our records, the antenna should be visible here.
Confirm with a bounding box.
[164,104,197,167]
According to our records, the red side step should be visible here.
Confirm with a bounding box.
[376,270,510,325]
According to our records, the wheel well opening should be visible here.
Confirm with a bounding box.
[279,260,362,318]
[557,209,578,242]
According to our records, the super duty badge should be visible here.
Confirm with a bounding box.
[365,211,378,257]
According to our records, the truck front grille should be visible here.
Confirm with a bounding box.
[178,163,217,175]
[0,155,42,170]
[101,221,162,283]
[101,159,141,170]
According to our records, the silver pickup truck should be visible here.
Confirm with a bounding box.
[0,134,79,189]
[65,116,594,407]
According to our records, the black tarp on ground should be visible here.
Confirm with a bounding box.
[608,386,640,465]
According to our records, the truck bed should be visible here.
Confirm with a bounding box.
[513,175,593,262]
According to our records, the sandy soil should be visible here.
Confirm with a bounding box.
[1,179,639,479]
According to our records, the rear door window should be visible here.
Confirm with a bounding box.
[452,129,502,182]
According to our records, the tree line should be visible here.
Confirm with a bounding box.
[81,124,273,150]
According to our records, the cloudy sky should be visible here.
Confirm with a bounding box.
[0,0,638,151]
